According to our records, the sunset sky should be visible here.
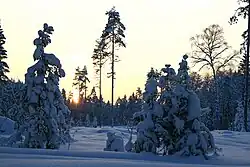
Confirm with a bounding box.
[0,0,247,101]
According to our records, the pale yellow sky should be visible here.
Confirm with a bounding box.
[0,0,247,101]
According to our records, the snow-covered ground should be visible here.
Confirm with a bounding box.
[0,116,15,135]
[0,126,250,167]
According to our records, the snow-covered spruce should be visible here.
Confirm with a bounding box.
[21,23,71,149]
[134,55,218,158]
[0,80,26,129]
[158,55,217,158]
[133,68,162,154]
[234,100,250,132]
[104,132,124,152]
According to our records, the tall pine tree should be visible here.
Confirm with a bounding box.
[73,66,90,102]
[92,38,109,101]
[101,6,126,114]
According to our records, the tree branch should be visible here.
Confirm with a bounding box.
[216,51,239,72]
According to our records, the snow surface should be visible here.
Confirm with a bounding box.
[0,116,15,135]
[0,126,250,167]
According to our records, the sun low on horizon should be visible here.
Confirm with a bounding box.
[72,89,80,104]
[0,0,246,102]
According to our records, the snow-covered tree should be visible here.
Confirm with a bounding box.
[198,74,216,130]
[190,72,203,92]
[230,4,250,131]
[0,80,26,147]
[218,74,235,130]
[114,95,127,125]
[0,80,26,123]
[157,55,217,158]
[0,22,9,84]
[61,88,67,102]
[92,38,109,101]
[125,93,139,123]
[234,100,250,131]
[136,87,143,99]
[101,6,126,114]
[234,100,245,131]
[87,87,100,126]
[22,23,71,149]
[92,116,97,128]
[147,68,160,81]
[85,114,90,127]
[200,106,214,131]
[133,69,161,154]
[88,87,98,102]
[133,55,218,158]
[73,66,90,102]
[89,87,105,127]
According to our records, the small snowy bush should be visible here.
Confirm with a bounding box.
[104,132,124,152]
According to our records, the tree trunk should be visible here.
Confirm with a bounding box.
[84,81,87,101]
[99,55,102,102]
[212,67,220,129]
[244,4,250,132]
[111,29,115,124]
[77,84,80,108]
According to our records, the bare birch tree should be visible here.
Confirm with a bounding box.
[190,24,239,129]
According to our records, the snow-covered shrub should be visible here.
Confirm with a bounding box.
[20,23,71,149]
[104,132,124,152]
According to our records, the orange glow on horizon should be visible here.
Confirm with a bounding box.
[72,89,79,104]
